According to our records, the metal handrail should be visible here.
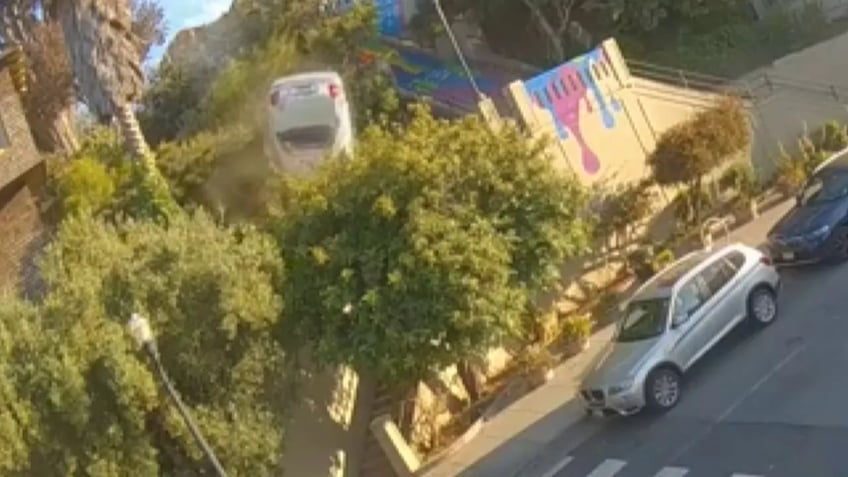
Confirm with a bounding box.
[627,58,848,103]
[700,217,732,250]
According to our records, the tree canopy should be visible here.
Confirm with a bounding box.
[269,105,590,382]
[649,96,750,186]
[0,211,289,476]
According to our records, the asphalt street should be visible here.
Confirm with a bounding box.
[524,262,848,477]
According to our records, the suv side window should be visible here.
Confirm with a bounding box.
[701,259,736,297]
[672,278,709,326]
[725,251,746,271]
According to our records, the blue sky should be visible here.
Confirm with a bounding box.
[147,0,234,65]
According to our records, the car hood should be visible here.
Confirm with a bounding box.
[769,200,848,238]
[581,336,662,388]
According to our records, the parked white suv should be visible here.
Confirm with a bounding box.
[264,71,354,176]
[580,244,781,417]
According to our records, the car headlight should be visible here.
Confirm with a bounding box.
[608,379,635,395]
[806,225,831,241]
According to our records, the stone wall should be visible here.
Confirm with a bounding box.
[0,69,40,190]
[0,167,49,296]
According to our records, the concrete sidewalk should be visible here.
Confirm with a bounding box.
[418,199,794,477]
[419,324,616,477]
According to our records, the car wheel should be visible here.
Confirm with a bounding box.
[831,226,848,262]
[747,286,778,327]
[645,367,682,413]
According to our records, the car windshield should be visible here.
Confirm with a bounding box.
[616,298,670,342]
[799,172,848,206]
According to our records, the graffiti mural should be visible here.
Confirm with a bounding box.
[524,47,623,175]
[359,41,516,113]
[374,0,403,37]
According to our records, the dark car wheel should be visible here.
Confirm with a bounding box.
[645,367,682,413]
[830,226,848,262]
[748,286,778,327]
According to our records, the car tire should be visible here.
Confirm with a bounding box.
[644,367,682,413]
[747,286,778,328]
[830,226,848,262]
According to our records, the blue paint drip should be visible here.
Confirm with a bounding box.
[524,70,569,139]
[584,49,615,129]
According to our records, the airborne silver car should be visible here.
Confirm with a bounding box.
[580,243,781,417]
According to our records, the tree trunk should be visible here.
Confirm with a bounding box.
[521,0,567,63]
[115,102,151,159]
[26,104,79,155]
[457,360,484,403]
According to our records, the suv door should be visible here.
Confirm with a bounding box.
[669,276,711,370]
[700,257,739,331]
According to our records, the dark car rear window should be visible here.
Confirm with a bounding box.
[277,125,335,149]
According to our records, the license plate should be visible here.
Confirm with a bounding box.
[782,252,795,261]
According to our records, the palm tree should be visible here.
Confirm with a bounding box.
[2,0,152,158]
[55,0,150,158]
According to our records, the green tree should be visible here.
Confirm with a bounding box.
[50,127,179,223]
[269,105,590,383]
[138,61,203,147]
[648,96,750,221]
[0,211,290,476]
[584,0,745,32]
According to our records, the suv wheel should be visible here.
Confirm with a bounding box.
[748,286,777,327]
[645,367,682,412]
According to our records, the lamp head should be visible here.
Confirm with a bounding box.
[127,313,154,348]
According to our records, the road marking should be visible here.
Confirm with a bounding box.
[717,344,806,422]
[586,459,627,477]
[730,474,763,477]
[538,456,573,477]
[653,467,689,477]
[666,344,807,464]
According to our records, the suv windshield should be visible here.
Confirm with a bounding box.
[616,298,670,342]
[800,172,848,206]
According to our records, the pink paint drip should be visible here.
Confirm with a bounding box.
[546,66,600,175]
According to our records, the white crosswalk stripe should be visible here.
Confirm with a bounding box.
[539,456,574,477]
[534,455,766,477]
[653,467,689,477]
[585,459,627,477]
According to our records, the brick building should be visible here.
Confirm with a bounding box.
[0,46,49,296]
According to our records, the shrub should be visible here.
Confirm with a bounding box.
[53,156,116,215]
[774,158,807,197]
[560,313,593,344]
[595,179,656,246]
[673,186,716,227]
[816,120,848,152]
[719,162,761,199]
[649,97,750,221]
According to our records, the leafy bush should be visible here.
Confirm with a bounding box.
[650,97,749,222]
[774,156,808,197]
[673,186,716,227]
[815,120,848,152]
[49,127,179,223]
[595,179,656,246]
[559,313,593,344]
[719,162,761,199]
[269,105,591,382]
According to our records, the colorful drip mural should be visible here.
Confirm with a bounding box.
[358,41,516,113]
[523,46,623,176]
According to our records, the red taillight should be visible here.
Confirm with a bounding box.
[760,255,773,266]
[328,83,340,98]
[270,90,280,106]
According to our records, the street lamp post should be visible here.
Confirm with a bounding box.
[127,314,229,477]
[432,0,485,99]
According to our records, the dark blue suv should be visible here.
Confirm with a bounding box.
[767,155,848,266]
